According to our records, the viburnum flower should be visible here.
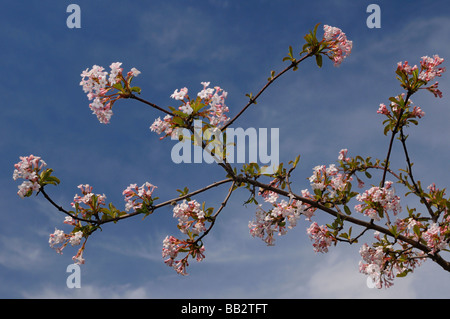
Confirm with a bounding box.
[13,155,47,198]
[71,184,107,218]
[306,222,335,253]
[122,182,157,212]
[308,163,352,198]
[149,114,174,139]
[354,181,401,221]
[419,55,445,82]
[80,62,141,124]
[49,228,84,257]
[162,235,205,275]
[322,25,353,66]
[171,87,188,101]
[150,82,230,140]
[338,149,350,162]
[202,84,229,127]
[359,243,388,288]
[249,193,306,246]
[377,103,390,116]
[172,200,206,235]
[422,223,448,254]
[396,55,445,97]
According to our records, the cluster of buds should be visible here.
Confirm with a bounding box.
[396,55,445,96]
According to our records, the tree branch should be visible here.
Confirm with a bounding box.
[221,53,313,131]
[129,94,174,116]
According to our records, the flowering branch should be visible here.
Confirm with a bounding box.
[13,24,450,288]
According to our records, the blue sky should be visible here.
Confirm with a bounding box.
[2,0,450,298]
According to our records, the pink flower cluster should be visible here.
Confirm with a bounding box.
[80,62,141,124]
[377,93,425,121]
[13,155,46,198]
[162,235,205,276]
[322,25,353,66]
[149,114,174,139]
[359,235,426,289]
[306,222,334,253]
[198,82,229,127]
[354,181,401,221]
[122,182,157,212]
[309,162,352,198]
[418,55,445,82]
[396,55,445,97]
[422,223,448,254]
[359,243,389,288]
[49,226,85,264]
[172,200,206,235]
[249,201,300,246]
[150,82,229,139]
[249,182,315,246]
[71,184,107,218]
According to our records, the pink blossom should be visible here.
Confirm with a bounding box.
[172,199,206,235]
[49,228,66,254]
[149,114,174,138]
[411,106,425,118]
[322,25,352,66]
[80,62,141,124]
[162,235,205,275]
[249,195,305,246]
[197,83,229,127]
[377,103,390,115]
[359,243,386,288]
[306,222,334,253]
[122,182,157,212]
[418,55,445,82]
[338,149,350,162]
[70,184,107,217]
[72,248,85,265]
[49,228,84,256]
[397,61,417,75]
[422,223,447,254]
[170,87,188,100]
[179,102,193,115]
[13,155,47,198]
[426,82,443,98]
[130,67,141,77]
[355,181,401,221]
[308,163,352,198]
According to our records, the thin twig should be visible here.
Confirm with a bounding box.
[222,53,313,131]
[129,94,174,116]
[195,181,236,243]
[380,92,411,186]
[399,128,436,221]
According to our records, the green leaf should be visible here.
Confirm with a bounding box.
[344,205,352,215]
[130,86,141,94]
[315,54,323,68]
